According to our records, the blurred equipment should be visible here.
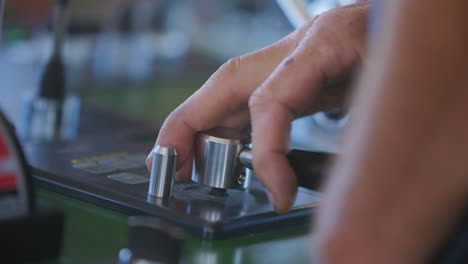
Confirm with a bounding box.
[91,0,189,81]
[0,0,4,43]
[0,110,32,218]
[19,0,81,141]
[25,108,322,240]
[16,0,334,241]
[118,216,185,264]
[0,110,64,263]
[276,0,310,28]
[276,0,349,152]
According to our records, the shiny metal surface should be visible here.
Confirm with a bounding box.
[192,133,250,189]
[238,149,253,170]
[148,145,177,198]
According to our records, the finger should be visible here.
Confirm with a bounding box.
[249,7,366,212]
[146,23,314,180]
[175,146,193,182]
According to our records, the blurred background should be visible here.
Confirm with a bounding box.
[0,0,350,149]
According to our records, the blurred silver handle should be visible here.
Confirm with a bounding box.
[276,0,311,29]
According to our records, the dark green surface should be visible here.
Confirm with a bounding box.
[38,189,313,264]
[37,190,127,264]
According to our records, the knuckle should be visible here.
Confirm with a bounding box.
[248,90,270,112]
[219,56,243,77]
[301,15,320,31]
[318,9,342,22]
[167,106,184,120]
[159,107,192,135]
[315,4,353,24]
[162,108,183,128]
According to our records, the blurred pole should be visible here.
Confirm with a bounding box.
[18,0,81,142]
[0,0,4,43]
[276,0,310,28]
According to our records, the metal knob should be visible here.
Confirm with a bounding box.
[148,145,177,198]
[192,130,250,190]
[193,131,331,191]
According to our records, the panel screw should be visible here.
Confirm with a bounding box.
[237,172,246,185]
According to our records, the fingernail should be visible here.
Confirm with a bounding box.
[146,148,153,160]
[145,149,154,170]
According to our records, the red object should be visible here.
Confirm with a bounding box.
[0,135,9,158]
[0,131,17,191]
[0,174,17,191]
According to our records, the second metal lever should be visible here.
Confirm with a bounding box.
[192,130,332,191]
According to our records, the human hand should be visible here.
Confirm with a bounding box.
[147,2,369,212]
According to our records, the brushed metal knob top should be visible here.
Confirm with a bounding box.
[148,145,177,198]
[192,130,251,190]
